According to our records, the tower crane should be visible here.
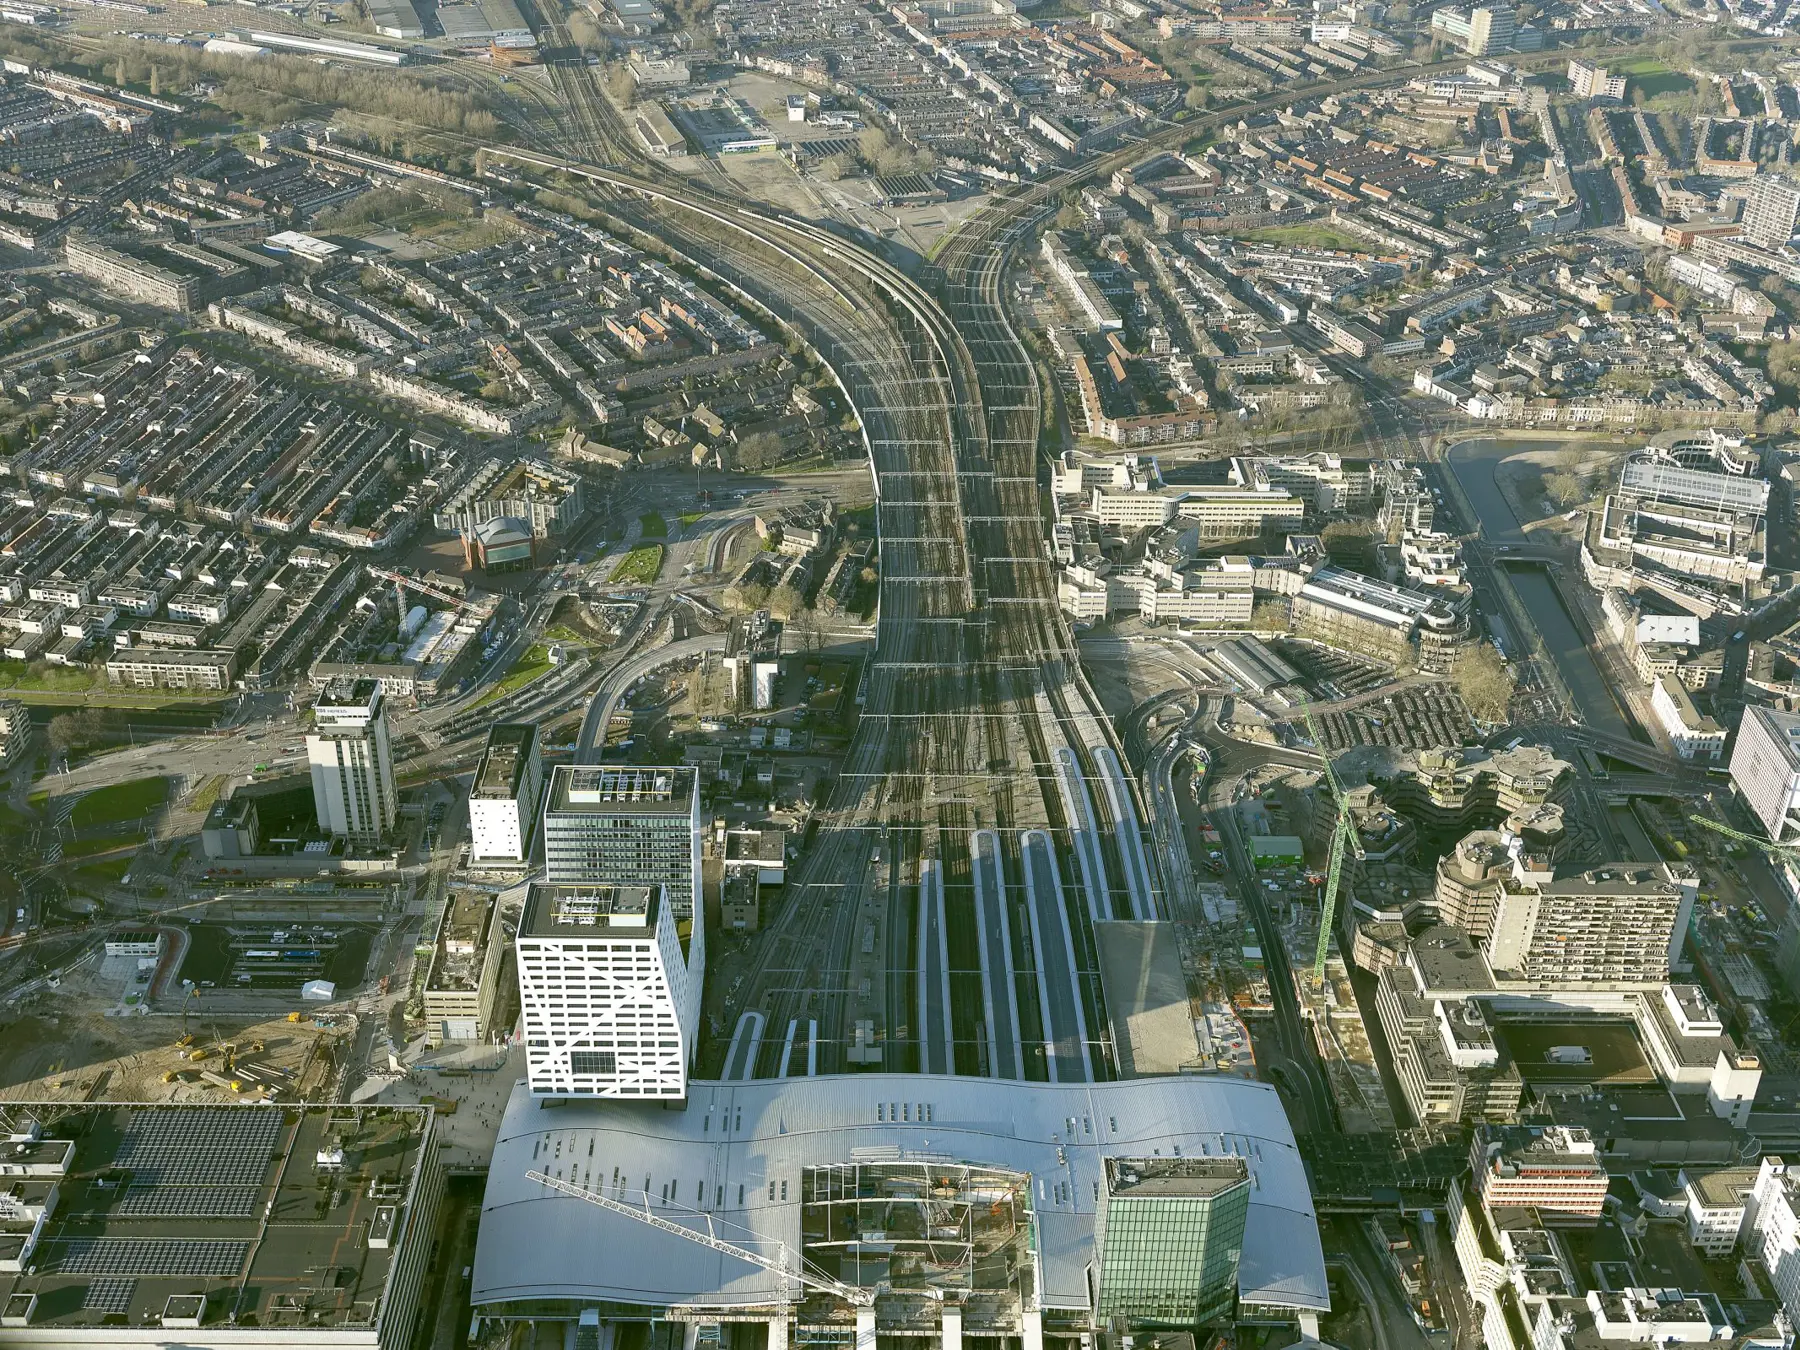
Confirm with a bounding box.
[366,566,468,613]
[1299,698,1354,986]
[525,1170,875,1308]
[1689,814,1800,865]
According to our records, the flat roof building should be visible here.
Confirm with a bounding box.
[105,647,237,691]
[307,677,396,846]
[1094,921,1202,1076]
[1651,674,1726,761]
[468,722,542,863]
[262,230,343,263]
[1486,864,1692,987]
[434,457,582,540]
[1731,705,1800,843]
[0,1102,440,1347]
[516,882,698,1098]
[65,235,205,312]
[1095,1157,1251,1325]
[423,889,508,1046]
[1471,1124,1608,1224]
[543,765,701,917]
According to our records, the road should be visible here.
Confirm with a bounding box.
[574,631,730,761]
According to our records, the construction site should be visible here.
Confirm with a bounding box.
[0,978,353,1107]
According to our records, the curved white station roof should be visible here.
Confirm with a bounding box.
[472,1074,1327,1314]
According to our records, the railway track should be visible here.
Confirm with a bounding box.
[417,4,1800,1092]
[397,0,1505,1076]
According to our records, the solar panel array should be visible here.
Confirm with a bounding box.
[80,1278,135,1314]
[51,1237,251,1277]
[118,1184,261,1219]
[114,1108,282,1187]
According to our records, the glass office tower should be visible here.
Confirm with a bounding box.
[1094,1157,1251,1326]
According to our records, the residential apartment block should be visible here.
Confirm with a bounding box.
[307,677,397,845]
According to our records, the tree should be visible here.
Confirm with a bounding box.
[793,606,825,651]
[769,583,804,620]
[1250,600,1291,633]
[1184,84,1207,112]
[1767,337,1800,398]
[1453,643,1516,723]
[1543,470,1585,509]
[736,431,785,471]
[567,9,606,53]
[47,708,112,761]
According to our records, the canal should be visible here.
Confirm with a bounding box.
[1445,437,1638,743]
[1501,564,1634,742]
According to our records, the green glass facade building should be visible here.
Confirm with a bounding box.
[1094,1157,1251,1327]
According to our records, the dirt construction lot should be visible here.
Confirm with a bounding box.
[0,963,351,1105]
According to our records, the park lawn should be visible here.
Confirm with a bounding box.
[60,835,137,861]
[71,857,133,885]
[0,663,99,694]
[1234,223,1367,252]
[1615,56,1670,75]
[70,776,168,831]
[1637,71,1696,100]
[639,512,669,539]
[609,544,665,586]
[476,644,553,707]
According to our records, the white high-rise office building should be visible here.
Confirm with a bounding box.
[307,678,396,845]
[467,722,542,863]
[542,766,702,915]
[1751,1157,1800,1324]
[516,883,700,1098]
[522,766,706,1098]
[1732,705,1800,843]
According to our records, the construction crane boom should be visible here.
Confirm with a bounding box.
[1689,814,1800,863]
[1299,698,1354,983]
[525,1170,874,1306]
[367,566,467,610]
